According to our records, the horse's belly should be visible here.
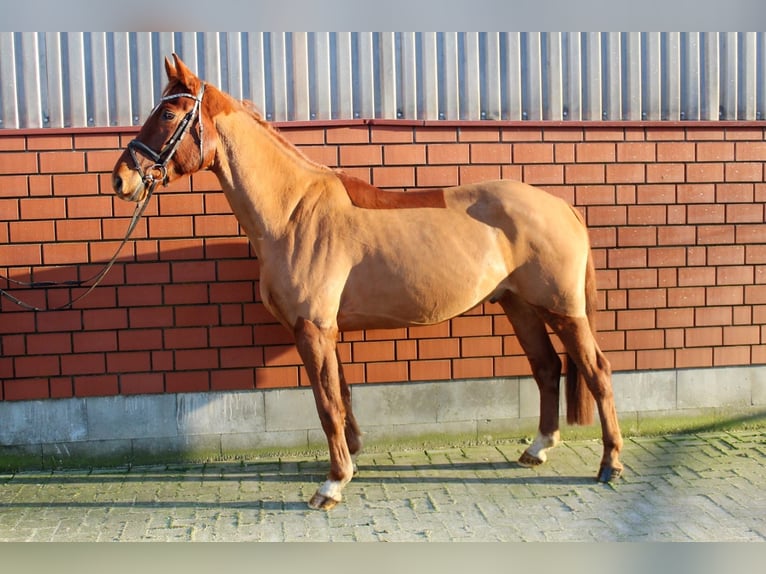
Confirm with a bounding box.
[337,257,508,331]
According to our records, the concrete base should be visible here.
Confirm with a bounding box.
[1,365,765,470]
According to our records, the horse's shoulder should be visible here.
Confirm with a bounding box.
[334,171,446,210]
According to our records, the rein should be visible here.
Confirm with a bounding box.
[0,185,155,312]
[0,84,206,312]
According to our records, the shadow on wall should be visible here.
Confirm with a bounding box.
[0,239,310,399]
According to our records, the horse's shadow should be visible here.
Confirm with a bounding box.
[0,459,600,513]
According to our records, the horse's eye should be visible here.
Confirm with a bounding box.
[162,109,176,121]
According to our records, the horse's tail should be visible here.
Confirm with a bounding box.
[565,215,597,426]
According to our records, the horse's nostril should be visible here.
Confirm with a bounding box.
[113,174,123,194]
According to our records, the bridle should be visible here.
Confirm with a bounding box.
[0,83,207,312]
[126,83,207,200]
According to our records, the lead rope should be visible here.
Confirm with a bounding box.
[0,182,156,312]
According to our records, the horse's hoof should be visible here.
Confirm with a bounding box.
[518,450,545,467]
[596,464,623,483]
[308,492,341,511]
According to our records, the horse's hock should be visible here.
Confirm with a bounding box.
[2,55,766,507]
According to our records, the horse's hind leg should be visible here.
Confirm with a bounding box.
[337,351,362,474]
[541,312,623,482]
[294,317,356,510]
[499,292,563,467]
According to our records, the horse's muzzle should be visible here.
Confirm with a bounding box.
[112,166,147,202]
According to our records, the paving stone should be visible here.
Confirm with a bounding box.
[0,429,765,541]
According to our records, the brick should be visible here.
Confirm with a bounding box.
[410,359,451,381]
[340,145,382,166]
[281,127,326,146]
[695,306,733,326]
[415,127,459,142]
[648,247,687,268]
[61,353,107,375]
[459,165,501,184]
[657,307,694,328]
[9,220,55,243]
[657,142,695,162]
[723,325,760,346]
[576,142,615,162]
[735,141,766,161]
[714,346,751,366]
[3,378,50,401]
[697,142,734,162]
[470,143,511,164]
[370,126,414,143]
[166,370,211,393]
[687,163,724,182]
[459,128,501,142]
[646,163,685,183]
[629,289,667,309]
[461,336,503,357]
[725,162,763,182]
[0,136,26,151]
[616,309,655,330]
[74,133,120,149]
[120,373,165,395]
[40,151,85,173]
[14,355,60,378]
[618,226,657,247]
[604,163,644,185]
[451,316,492,337]
[148,215,193,238]
[73,331,118,353]
[554,143,575,163]
[522,165,563,185]
[676,347,713,368]
[634,186,673,207]
[352,341,395,363]
[426,143,468,164]
[720,184,756,206]
[565,164,605,184]
[0,153,37,175]
[619,268,658,289]
[384,144,427,165]
[628,205,667,225]
[688,204,725,224]
[302,145,339,167]
[416,165,459,187]
[365,361,408,383]
[211,368,256,391]
[372,166,415,188]
[616,142,655,162]
[685,326,723,347]
[209,325,253,349]
[452,357,493,379]
[513,143,553,164]
[326,126,369,144]
[418,338,460,360]
[677,183,715,204]
[106,351,152,373]
[626,329,664,350]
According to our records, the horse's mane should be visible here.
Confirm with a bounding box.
[239,99,330,173]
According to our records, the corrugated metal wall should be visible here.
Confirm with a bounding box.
[1,32,765,129]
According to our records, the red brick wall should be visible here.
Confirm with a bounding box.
[1,121,765,401]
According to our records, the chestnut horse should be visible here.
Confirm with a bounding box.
[112,54,623,510]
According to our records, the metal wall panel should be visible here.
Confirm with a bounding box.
[1,32,765,129]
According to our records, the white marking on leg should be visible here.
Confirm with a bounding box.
[524,430,561,463]
[317,479,344,502]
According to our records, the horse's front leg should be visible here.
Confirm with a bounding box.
[294,317,355,510]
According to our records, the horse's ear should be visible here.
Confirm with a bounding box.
[164,55,177,80]
[172,53,196,86]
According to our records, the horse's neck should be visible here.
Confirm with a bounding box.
[211,110,325,248]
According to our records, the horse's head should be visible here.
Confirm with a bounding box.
[112,54,216,202]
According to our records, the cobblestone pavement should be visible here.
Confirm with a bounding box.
[1,429,764,541]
